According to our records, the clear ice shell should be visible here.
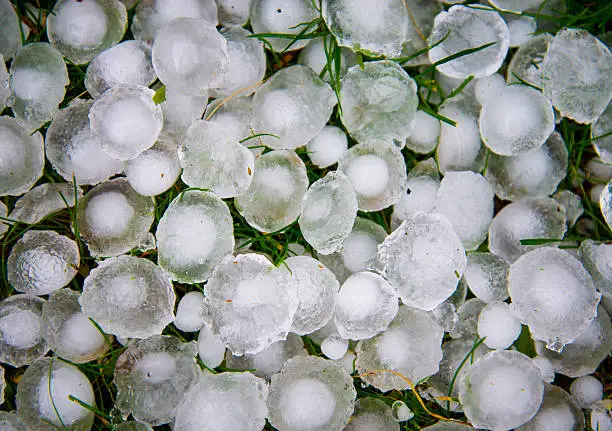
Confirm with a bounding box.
[517,383,584,431]
[126,138,181,197]
[174,291,205,332]
[449,297,487,340]
[405,110,441,154]
[0,0,22,59]
[9,183,82,225]
[464,252,510,303]
[197,323,226,368]
[601,179,612,231]
[217,0,250,26]
[506,33,552,88]
[306,125,349,169]
[344,397,399,431]
[554,189,583,228]
[592,103,612,163]
[489,0,544,12]
[161,89,209,138]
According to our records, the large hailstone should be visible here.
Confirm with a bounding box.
[506,33,552,88]
[80,255,176,339]
[517,383,585,431]
[592,103,611,163]
[8,183,82,225]
[0,0,22,59]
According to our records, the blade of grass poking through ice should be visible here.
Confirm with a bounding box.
[67,395,112,424]
[239,133,280,144]
[446,336,487,413]
[320,35,343,115]
[509,72,542,91]
[46,356,69,431]
[416,41,497,79]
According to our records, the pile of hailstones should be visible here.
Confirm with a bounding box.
[0,0,611,430]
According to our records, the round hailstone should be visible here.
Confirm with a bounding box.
[338,142,407,212]
[507,33,552,89]
[601,179,612,230]
[374,212,466,311]
[114,336,200,425]
[474,73,506,106]
[570,375,603,409]
[334,272,398,340]
[174,372,268,431]
[217,0,250,26]
[391,401,413,422]
[80,255,176,339]
[464,252,510,303]
[516,384,585,431]
[0,295,48,367]
[16,357,95,431]
[161,88,209,138]
[45,99,125,185]
[0,412,28,431]
[251,65,336,150]
[339,61,418,145]
[405,110,441,154]
[0,0,22,59]
[126,138,181,197]
[299,171,358,255]
[428,6,510,79]
[488,197,567,263]
[89,84,163,160]
[321,335,349,360]
[85,40,156,98]
[174,291,205,332]
[579,240,612,303]
[285,256,339,335]
[486,131,568,201]
[345,398,398,431]
[392,158,440,226]
[306,125,349,169]
[76,178,154,257]
[297,36,356,82]
[356,306,444,392]
[450,297,487,339]
[152,18,228,95]
[477,302,522,350]
[592,104,611,163]
[197,324,226,369]
[8,183,82,225]
[156,190,234,283]
[47,0,127,64]
[234,150,308,233]
[586,155,612,184]
[8,230,80,296]
[432,171,494,251]
[267,356,356,431]
[505,14,537,47]
[203,254,298,355]
[509,247,601,351]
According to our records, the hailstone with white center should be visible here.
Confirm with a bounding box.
[464,252,510,303]
[126,138,181,197]
[477,302,522,350]
[197,324,226,368]
[570,375,603,409]
[8,183,82,225]
[516,383,585,431]
[321,335,349,361]
[297,36,356,82]
[306,125,349,169]
[405,110,441,154]
[174,291,205,332]
[392,158,440,226]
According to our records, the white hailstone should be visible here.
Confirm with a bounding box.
[474,73,506,106]
[204,96,252,143]
[532,356,556,383]
[579,240,612,304]
[392,158,440,226]
[345,398,399,431]
[601,179,612,230]
[321,335,349,361]
[592,104,612,164]
[0,0,22,59]
[590,400,612,431]
[421,423,474,431]
[161,88,209,137]
[553,190,583,228]
[297,36,356,82]
[8,183,81,225]
[0,54,9,110]
[0,119,44,197]
[0,412,28,430]
[477,302,522,349]
[490,0,544,12]
[216,0,250,26]
[405,110,441,154]
[593,183,606,203]
[516,383,585,431]
[126,138,181,197]
[586,156,612,182]
[306,125,349,169]
[197,324,226,369]
[335,350,356,375]
[391,401,413,422]
[570,375,603,409]
[505,14,537,48]
[464,252,510,303]
[174,291,205,332]
[450,297,487,339]
[507,33,552,88]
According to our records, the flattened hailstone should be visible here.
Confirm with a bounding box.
[0,120,43,197]
[0,55,9,110]
[197,324,226,368]
[570,375,603,409]
[0,295,48,367]
[161,89,209,138]
[474,73,506,106]
[126,138,181,197]
[85,40,156,98]
[179,121,254,198]
[432,171,494,251]
[217,0,250,26]
[586,156,612,184]
[285,256,338,335]
[406,110,441,154]
[152,18,228,95]
[509,247,601,351]
[429,6,510,79]
[345,398,399,431]
[486,131,568,201]
[579,240,612,303]
[203,254,298,355]
[299,171,358,255]
[374,213,466,311]
[0,0,22,59]
[174,372,268,431]
[306,125,349,169]
[392,158,440,226]
[235,150,308,232]
[334,272,399,340]
[251,65,336,150]
[76,178,154,257]
[45,99,125,186]
[0,412,28,431]
[90,84,163,161]
[175,292,205,332]
[298,36,357,82]
[507,33,552,88]
[477,302,522,350]
[464,252,509,303]
[321,335,348,360]
[339,142,407,212]
[450,297,487,339]
[488,197,567,263]
[80,255,176,339]
[356,306,444,392]
[591,400,612,431]
[489,0,544,12]
[16,357,95,431]
[601,179,612,230]
[517,384,584,431]
[114,335,200,425]
[9,183,82,225]
[592,104,612,163]
[339,61,418,144]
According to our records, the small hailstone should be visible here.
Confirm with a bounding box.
[516,383,585,431]
[126,138,181,197]
[345,398,398,431]
[405,110,441,154]
[306,125,348,169]
[391,401,413,422]
[0,0,22,59]
[592,105,612,163]
[586,156,612,182]
[392,158,440,226]
[0,367,5,401]
[197,324,226,369]
[477,302,522,349]
[217,0,250,26]
[505,14,537,47]
[464,252,510,303]
[450,297,487,339]
[474,73,506,106]
[507,33,552,88]
[593,183,606,203]
[321,335,349,360]
[8,183,82,225]
[601,179,612,230]
[570,375,603,409]
[590,400,612,431]
[298,36,356,82]
[161,88,209,137]
[174,291,205,332]
[532,356,556,383]
[421,423,474,431]
[115,422,153,431]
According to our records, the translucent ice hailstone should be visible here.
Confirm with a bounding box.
[126,138,181,197]
[76,178,154,257]
[0,55,9,110]
[345,398,398,431]
[0,0,22,59]
[90,84,163,161]
[421,423,474,431]
[251,65,336,150]
[340,61,418,144]
[570,375,603,409]
[505,14,537,47]
[450,297,487,339]
[601,179,612,230]
[477,302,522,349]
[80,255,176,339]
[197,324,226,368]
[590,400,612,431]
[217,0,250,26]
[85,40,156,98]
[507,33,552,88]
[321,335,348,360]
[47,0,127,64]
[554,190,583,228]
[509,247,601,351]
[0,118,44,190]
[115,423,153,431]
[156,190,234,283]
[489,0,544,12]
[579,240,612,303]
[16,357,95,431]
[298,36,356,82]
[474,73,506,106]
[8,230,79,296]
[8,183,82,225]
[406,110,441,154]
[174,291,205,332]
[0,201,7,238]
[429,6,510,79]
[161,88,209,138]
[516,383,584,431]
[306,125,348,168]
[464,252,510,303]
[592,104,612,163]
[532,356,556,383]
[0,295,48,367]
[392,158,440,226]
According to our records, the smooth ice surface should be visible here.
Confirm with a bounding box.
[592,104,612,163]
[197,324,226,368]
[579,240,612,303]
[392,158,440,225]
[217,0,250,26]
[391,401,413,422]
[586,155,612,182]
[533,356,556,383]
[554,190,583,228]
[297,36,356,82]
[591,400,612,431]
[0,0,22,59]
[114,423,153,431]
[505,14,537,48]
[570,375,603,409]
[464,252,509,303]
[517,384,584,431]
[477,302,522,349]
[0,202,7,238]
[204,96,253,144]
[8,183,82,225]
[406,110,441,154]
[126,139,181,196]
[345,398,399,431]
[306,125,348,169]
[161,88,209,137]
[490,0,544,12]
[450,297,487,340]
[474,73,506,106]
[321,335,348,360]
[601,179,612,231]
[0,55,9,110]
[174,292,205,332]
[507,33,552,88]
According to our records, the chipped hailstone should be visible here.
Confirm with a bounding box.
[488,197,567,263]
[42,289,109,363]
[9,183,81,225]
[217,0,250,26]
[356,306,444,392]
[334,271,399,340]
[570,375,603,409]
[203,254,298,355]
[338,142,407,212]
[89,84,163,161]
[76,178,154,257]
[0,295,48,367]
[45,99,125,186]
[0,54,9,110]
[297,36,357,82]
[235,150,308,233]
[541,28,612,124]
[509,247,601,351]
[174,291,205,332]
[0,0,22,59]
[392,158,440,226]
[554,190,583,228]
[16,357,95,431]
[85,40,156,98]
[0,412,28,431]
[592,104,611,163]
[299,171,358,255]
[152,18,228,95]
[579,240,612,302]
[345,398,398,431]
[464,252,510,303]
[432,171,494,251]
[429,6,510,79]
[267,356,356,431]
[375,212,466,311]
[306,125,349,169]
[321,335,348,360]
[477,302,522,350]
[8,230,79,296]
[601,179,612,230]
[406,110,441,154]
[0,119,43,197]
[517,384,585,431]
[340,61,418,144]
[126,138,181,197]
[161,88,209,137]
[197,324,226,368]
[285,256,339,335]
[174,372,268,431]
[251,65,336,150]
[114,335,200,425]
[80,255,176,339]
[507,33,552,88]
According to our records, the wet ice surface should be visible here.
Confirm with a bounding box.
[0,411,28,431]
[306,125,349,169]
[344,397,399,431]
[507,33,552,88]
[592,104,612,163]
[161,89,209,138]
[197,323,226,369]
[570,375,603,409]
[8,183,82,225]
[0,55,9,110]
[601,179,612,231]
[392,158,440,226]
[579,240,612,303]
[126,138,181,197]
[298,36,356,82]
[490,0,544,12]
[590,399,612,431]
[406,110,441,154]
[0,0,22,59]
[217,0,250,26]
[174,291,205,333]
[464,252,510,303]
[477,302,522,350]
[517,383,584,431]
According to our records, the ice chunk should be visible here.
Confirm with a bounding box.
[490,0,544,12]
[590,400,612,431]
[579,240,612,303]
[474,73,506,106]
[0,119,44,197]
[406,110,441,154]
[216,0,250,26]
[321,335,348,360]
[306,125,348,169]
[477,302,522,349]
[601,179,612,230]
[80,255,176,339]
[507,33,552,88]
[174,292,205,332]
[517,384,584,431]
[297,36,356,82]
[345,398,398,431]
[126,138,181,197]
[161,88,209,138]
[8,183,81,225]
[592,104,612,163]
[0,0,22,59]
[197,324,226,369]
[391,401,413,421]
[450,298,487,339]
[392,158,440,226]
[0,412,28,431]
[570,375,603,409]
[464,252,509,303]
